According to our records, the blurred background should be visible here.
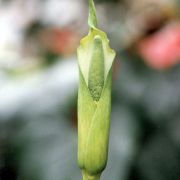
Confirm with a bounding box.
[0,0,180,179]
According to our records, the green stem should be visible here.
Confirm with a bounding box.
[88,0,98,28]
[82,171,101,180]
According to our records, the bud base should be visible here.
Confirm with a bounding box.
[82,170,101,180]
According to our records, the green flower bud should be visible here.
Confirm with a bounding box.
[77,0,116,179]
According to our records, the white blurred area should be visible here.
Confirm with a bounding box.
[0,0,178,70]
[0,0,81,120]
[0,0,36,69]
[0,0,84,70]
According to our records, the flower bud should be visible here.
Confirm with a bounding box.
[77,0,116,179]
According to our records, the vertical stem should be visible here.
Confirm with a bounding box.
[82,171,101,180]
[88,0,98,28]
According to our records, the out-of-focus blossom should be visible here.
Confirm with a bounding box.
[40,28,80,55]
[137,22,180,69]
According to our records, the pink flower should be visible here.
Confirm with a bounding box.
[138,22,180,69]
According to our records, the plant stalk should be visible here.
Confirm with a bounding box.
[82,171,101,180]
